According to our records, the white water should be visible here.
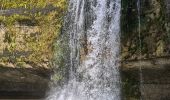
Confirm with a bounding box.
[47,0,121,100]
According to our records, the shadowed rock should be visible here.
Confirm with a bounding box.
[122,57,170,100]
[0,66,52,99]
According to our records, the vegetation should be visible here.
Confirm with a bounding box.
[0,0,67,9]
[0,0,68,68]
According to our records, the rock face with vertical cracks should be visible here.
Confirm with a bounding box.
[0,66,52,99]
[121,0,170,60]
[121,0,170,100]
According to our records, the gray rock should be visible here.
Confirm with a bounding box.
[0,66,52,99]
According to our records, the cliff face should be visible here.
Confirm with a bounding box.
[121,0,170,60]
[121,0,170,99]
[0,0,67,69]
[0,1,67,99]
[167,0,170,18]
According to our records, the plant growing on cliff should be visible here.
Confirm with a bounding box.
[0,0,68,68]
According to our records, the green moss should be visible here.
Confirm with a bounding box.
[0,0,67,9]
[0,0,68,68]
[51,73,63,81]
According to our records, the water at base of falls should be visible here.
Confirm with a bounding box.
[47,0,121,100]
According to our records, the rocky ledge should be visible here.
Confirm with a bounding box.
[122,57,170,100]
[0,66,52,99]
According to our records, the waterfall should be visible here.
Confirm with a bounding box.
[47,0,121,100]
[137,0,144,99]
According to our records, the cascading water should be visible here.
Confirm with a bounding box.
[47,0,121,100]
[137,0,144,99]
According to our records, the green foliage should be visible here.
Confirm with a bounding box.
[51,73,63,81]
[0,0,68,68]
[0,0,67,9]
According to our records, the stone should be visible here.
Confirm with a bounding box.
[122,57,170,100]
[0,66,52,99]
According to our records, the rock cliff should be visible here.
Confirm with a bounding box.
[0,0,67,99]
[121,0,170,99]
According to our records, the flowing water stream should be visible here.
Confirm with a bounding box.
[137,0,144,99]
[47,0,121,100]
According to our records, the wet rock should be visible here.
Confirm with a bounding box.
[0,66,52,99]
[121,0,170,60]
[122,57,170,100]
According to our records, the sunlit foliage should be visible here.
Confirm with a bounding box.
[0,0,68,68]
